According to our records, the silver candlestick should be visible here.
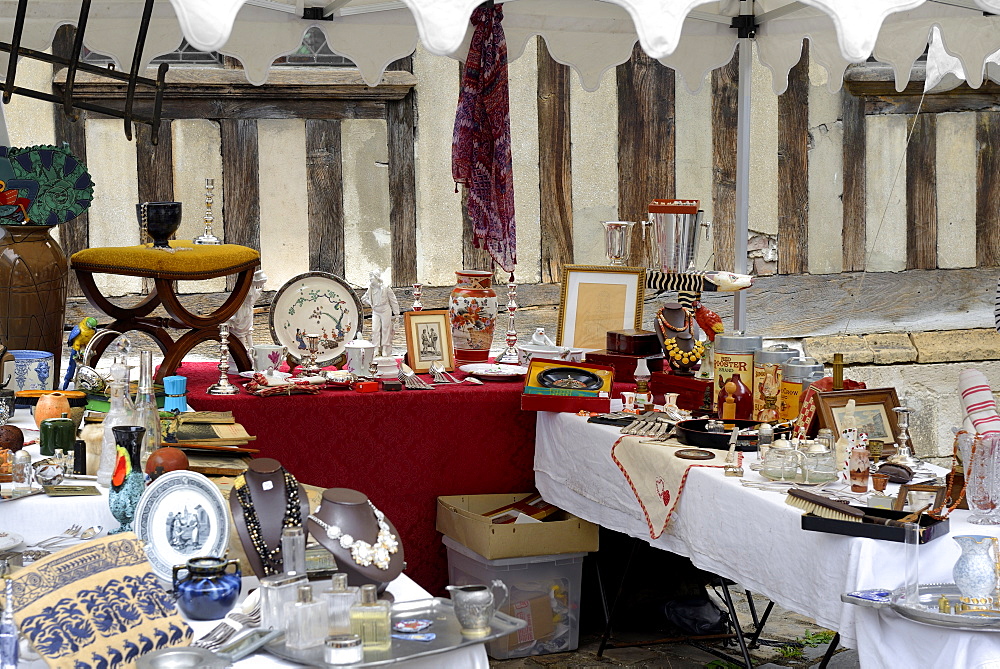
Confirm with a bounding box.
[298,333,323,375]
[194,178,222,245]
[412,283,423,312]
[496,281,520,365]
[206,323,240,395]
[888,406,922,468]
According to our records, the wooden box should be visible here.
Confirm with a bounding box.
[606,329,661,356]
[650,371,714,413]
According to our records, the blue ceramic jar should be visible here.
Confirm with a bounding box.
[172,557,241,620]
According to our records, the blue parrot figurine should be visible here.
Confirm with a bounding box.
[63,317,98,389]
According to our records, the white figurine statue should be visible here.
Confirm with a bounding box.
[531,327,556,347]
[227,268,267,368]
[362,269,400,357]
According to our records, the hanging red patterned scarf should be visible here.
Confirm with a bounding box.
[452,3,516,273]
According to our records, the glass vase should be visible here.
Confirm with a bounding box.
[963,433,1000,525]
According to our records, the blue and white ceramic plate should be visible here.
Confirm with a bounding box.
[134,471,229,581]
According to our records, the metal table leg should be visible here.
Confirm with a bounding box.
[597,537,639,658]
[719,579,754,668]
[818,632,841,668]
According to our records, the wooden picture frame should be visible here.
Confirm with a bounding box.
[556,265,646,349]
[404,309,454,373]
[893,484,947,512]
[815,388,901,442]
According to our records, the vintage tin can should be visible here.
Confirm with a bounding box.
[712,334,762,411]
[779,356,825,421]
[752,345,796,422]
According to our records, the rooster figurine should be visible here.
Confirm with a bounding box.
[63,317,98,389]
[693,301,724,342]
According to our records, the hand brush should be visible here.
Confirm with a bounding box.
[785,489,864,522]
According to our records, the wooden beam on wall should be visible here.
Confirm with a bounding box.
[537,40,573,283]
[220,119,261,289]
[905,113,937,269]
[51,25,88,297]
[976,111,1000,266]
[711,52,738,273]
[777,44,809,274]
[305,119,345,277]
[386,54,417,286]
[841,89,867,271]
[617,43,675,267]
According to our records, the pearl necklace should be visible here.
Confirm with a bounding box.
[309,501,399,570]
[233,470,302,576]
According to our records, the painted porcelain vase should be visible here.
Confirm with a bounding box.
[952,535,998,602]
[109,425,146,535]
[172,557,241,620]
[448,270,498,366]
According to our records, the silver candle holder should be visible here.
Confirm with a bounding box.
[298,333,323,376]
[412,283,423,312]
[496,281,521,365]
[206,323,240,395]
[889,406,922,468]
[603,221,635,265]
[194,178,222,245]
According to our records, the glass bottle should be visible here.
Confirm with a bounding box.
[133,350,162,468]
[0,579,17,669]
[350,583,391,650]
[281,525,306,575]
[98,358,135,487]
[284,584,326,650]
[323,573,361,635]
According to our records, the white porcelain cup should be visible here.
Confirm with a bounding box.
[344,339,376,375]
[251,344,287,375]
[9,350,54,392]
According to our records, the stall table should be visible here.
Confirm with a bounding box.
[181,361,537,595]
[534,411,1000,669]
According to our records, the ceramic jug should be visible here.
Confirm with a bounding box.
[953,535,998,603]
[173,557,242,620]
[446,580,509,637]
[344,339,375,376]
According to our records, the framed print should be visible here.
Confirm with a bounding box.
[404,309,454,372]
[556,265,646,349]
[815,388,901,442]
[893,484,947,513]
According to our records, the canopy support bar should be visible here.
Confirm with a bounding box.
[733,1,754,334]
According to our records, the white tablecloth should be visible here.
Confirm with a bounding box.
[535,411,1000,669]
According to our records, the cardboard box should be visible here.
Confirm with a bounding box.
[437,493,599,559]
[520,358,614,413]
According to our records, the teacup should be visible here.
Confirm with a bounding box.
[344,339,376,376]
[251,344,287,375]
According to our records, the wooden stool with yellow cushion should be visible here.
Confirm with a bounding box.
[70,241,261,381]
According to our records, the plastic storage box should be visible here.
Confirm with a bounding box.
[443,535,585,659]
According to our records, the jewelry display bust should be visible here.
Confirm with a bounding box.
[229,458,311,578]
[308,488,405,588]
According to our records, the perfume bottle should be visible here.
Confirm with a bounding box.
[350,584,391,650]
[133,350,162,468]
[322,573,361,635]
[0,580,17,669]
[284,584,326,650]
[98,358,135,487]
[281,526,306,576]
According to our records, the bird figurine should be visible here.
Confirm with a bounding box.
[693,301,724,342]
[63,316,98,389]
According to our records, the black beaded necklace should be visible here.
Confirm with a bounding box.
[233,469,302,576]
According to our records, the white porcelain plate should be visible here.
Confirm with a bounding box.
[0,531,22,552]
[134,470,230,581]
[268,272,363,367]
[237,370,291,380]
[459,363,528,380]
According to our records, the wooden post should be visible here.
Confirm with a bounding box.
[976,111,1000,266]
[220,119,261,290]
[537,39,573,282]
[777,44,809,274]
[387,54,417,286]
[841,89,867,271]
[306,119,345,276]
[905,113,937,269]
[712,52,739,273]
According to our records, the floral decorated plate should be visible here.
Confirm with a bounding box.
[459,363,528,380]
[237,370,291,381]
[268,272,363,367]
[133,471,230,582]
[0,530,22,552]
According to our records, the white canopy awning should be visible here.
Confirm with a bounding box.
[0,0,998,94]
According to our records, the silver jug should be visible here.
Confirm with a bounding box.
[446,580,509,637]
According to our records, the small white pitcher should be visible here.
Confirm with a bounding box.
[446,580,509,637]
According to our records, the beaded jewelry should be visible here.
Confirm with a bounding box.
[929,432,973,520]
[656,307,691,333]
[309,501,399,570]
[233,470,303,576]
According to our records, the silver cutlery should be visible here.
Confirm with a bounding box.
[32,524,82,548]
[398,363,434,389]
[193,599,262,650]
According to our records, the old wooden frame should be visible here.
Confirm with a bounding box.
[815,387,901,442]
[893,484,947,513]
[404,309,454,373]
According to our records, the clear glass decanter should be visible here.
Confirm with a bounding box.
[97,358,135,487]
[133,350,162,468]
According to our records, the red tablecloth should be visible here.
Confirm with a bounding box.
[179,362,536,595]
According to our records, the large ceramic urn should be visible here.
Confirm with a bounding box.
[448,270,498,366]
[0,225,68,383]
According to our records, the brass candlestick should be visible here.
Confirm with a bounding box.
[206,323,240,395]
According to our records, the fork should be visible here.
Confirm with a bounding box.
[398,363,434,389]
[192,601,262,650]
[32,525,82,548]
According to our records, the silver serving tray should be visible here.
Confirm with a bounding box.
[265,597,526,667]
[891,583,1000,632]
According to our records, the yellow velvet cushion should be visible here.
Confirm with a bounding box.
[71,241,260,280]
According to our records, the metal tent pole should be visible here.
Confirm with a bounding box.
[732,2,754,334]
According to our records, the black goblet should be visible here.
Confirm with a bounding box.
[136,201,182,249]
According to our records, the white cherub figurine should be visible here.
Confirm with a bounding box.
[531,327,556,347]
[362,269,400,357]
